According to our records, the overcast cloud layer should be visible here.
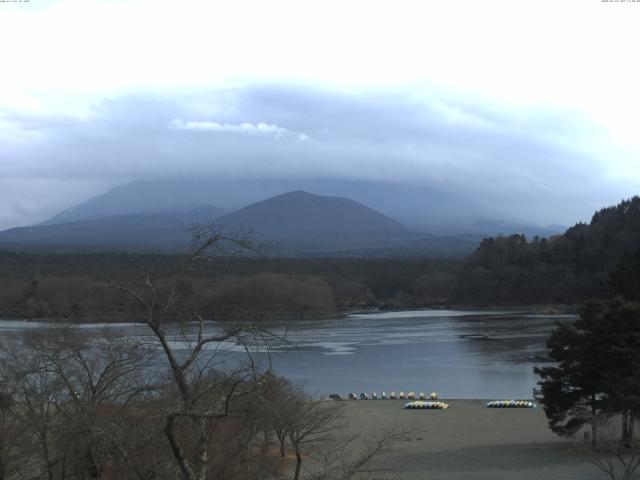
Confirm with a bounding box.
[0,84,638,230]
[0,0,639,230]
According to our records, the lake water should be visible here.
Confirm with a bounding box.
[0,309,573,399]
[265,309,572,399]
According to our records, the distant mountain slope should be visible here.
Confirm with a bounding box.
[0,191,481,256]
[0,191,410,253]
[42,178,546,236]
[213,191,418,254]
[217,191,404,237]
[44,180,218,225]
[468,219,563,238]
[0,205,224,251]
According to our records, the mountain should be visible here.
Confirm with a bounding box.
[213,191,483,256]
[214,191,414,254]
[41,178,550,236]
[0,191,410,254]
[218,191,403,237]
[0,191,481,256]
[0,205,224,251]
[44,180,220,225]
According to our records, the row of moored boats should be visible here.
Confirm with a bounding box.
[330,391,439,401]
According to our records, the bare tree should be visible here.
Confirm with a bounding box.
[308,429,407,480]
[188,224,260,263]
[283,389,405,480]
[0,327,162,480]
[259,372,297,458]
[287,393,343,480]
[0,389,26,480]
[0,224,397,480]
[34,327,159,480]
[0,331,68,480]
[112,224,280,480]
[585,420,640,480]
[257,373,405,480]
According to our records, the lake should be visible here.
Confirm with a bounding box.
[0,309,572,399]
[264,309,571,399]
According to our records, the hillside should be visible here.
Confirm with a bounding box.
[218,190,403,236]
[215,190,411,254]
[0,206,224,251]
[458,196,640,304]
[0,190,481,256]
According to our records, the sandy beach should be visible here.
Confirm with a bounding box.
[338,400,601,480]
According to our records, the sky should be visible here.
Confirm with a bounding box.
[0,0,639,230]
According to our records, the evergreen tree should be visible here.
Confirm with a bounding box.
[534,307,609,444]
[610,247,640,302]
[593,298,640,445]
[536,298,640,445]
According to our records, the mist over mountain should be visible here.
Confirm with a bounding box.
[44,180,228,225]
[42,177,560,237]
[0,188,485,256]
[0,206,224,251]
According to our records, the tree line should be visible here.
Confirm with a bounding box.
[3,196,640,320]
[530,198,640,479]
[459,196,640,304]
[0,253,461,321]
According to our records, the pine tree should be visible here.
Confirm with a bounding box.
[610,247,640,302]
[535,308,609,444]
[536,298,640,445]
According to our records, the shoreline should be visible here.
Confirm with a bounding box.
[326,397,540,402]
[0,303,578,324]
[338,399,597,479]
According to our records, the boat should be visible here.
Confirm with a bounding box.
[404,401,449,409]
[486,400,536,408]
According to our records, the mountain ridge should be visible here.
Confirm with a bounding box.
[216,190,405,238]
[40,177,554,236]
[0,191,481,256]
[0,205,225,251]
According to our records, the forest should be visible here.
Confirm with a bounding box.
[1,196,639,321]
[459,196,640,304]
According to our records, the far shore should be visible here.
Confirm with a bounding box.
[0,303,578,325]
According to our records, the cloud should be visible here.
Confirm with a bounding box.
[0,84,637,229]
[168,119,309,141]
[0,177,115,230]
